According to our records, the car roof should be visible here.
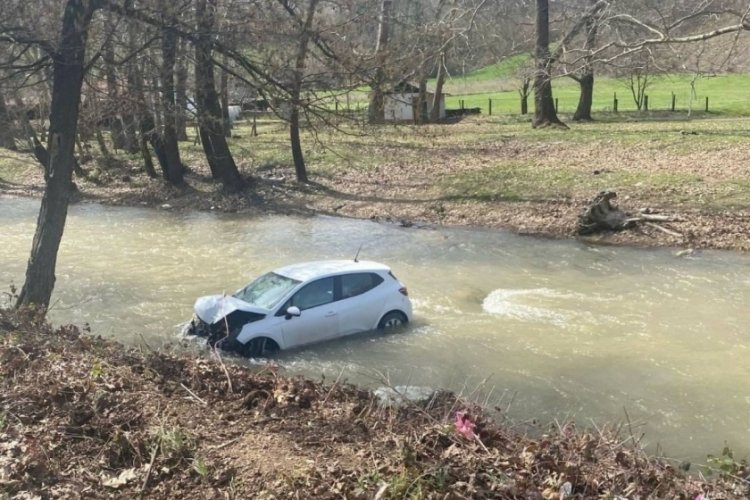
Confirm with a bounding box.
[273,260,391,282]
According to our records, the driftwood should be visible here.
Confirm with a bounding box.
[577,191,633,235]
[577,191,683,238]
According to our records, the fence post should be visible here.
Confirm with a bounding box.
[460,99,465,110]
[613,92,618,113]
[643,95,649,111]
[555,98,559,113]
[705,96,709,112]
[671,92,676,112]
[488,98,492,116]
[252,113,258,137]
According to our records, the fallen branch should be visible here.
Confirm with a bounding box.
[180,383,208,406]
[644,221,683,238]
[625,214,681,223]
[140,439,160,495]
[212,346,234,395]
[209,437,242,450]
[578,192,683,237]
[638,213,681,223]
[321,366,346,407]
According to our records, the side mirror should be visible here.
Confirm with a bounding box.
[285,306,301,319]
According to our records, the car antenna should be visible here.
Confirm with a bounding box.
[353,244,363,262]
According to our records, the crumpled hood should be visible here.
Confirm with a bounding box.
[194,294,269,324]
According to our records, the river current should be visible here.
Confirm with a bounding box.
[2,196,749,462]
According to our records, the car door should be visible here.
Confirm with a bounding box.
[336,273,384,335]
[280,277,338,348]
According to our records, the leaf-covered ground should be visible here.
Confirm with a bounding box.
[1,113,749,251]
[1,308,748,499]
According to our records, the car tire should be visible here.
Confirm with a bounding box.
[378,311,408,330]
[241,337,279,358]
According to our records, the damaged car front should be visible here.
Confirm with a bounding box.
[186,295,268,347]
[185,271,302,355]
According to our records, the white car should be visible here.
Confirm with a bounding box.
[186,260,413,357]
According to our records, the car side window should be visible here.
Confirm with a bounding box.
[341,273,384,299]
[290,277,335,311]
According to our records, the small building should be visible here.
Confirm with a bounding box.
[383,82,446,122]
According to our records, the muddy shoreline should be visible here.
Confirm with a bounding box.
[3,162,749,254]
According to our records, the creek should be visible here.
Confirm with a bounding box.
[2,196,749,462]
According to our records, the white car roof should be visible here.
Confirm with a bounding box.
[274,260,391,282]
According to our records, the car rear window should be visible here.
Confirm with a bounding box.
[341,273,384,299]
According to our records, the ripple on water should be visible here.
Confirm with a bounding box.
[482,288,580,326]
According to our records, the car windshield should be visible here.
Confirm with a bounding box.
[233,272,301,309]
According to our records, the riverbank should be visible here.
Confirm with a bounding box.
[1,114,749,251]
[1,308,746,498]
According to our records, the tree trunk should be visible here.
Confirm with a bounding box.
[368,0,392,124]
[289,108,307,183]
[532,0,566,129]
[125,19,161,178]
[518,77,531,115]
[140,134,156,177]
[577,191,634,235]
[572,73,594,121]
[159,8,184,184]
[416,60,428,124]
[220,55,232,138]
[141,113,168,177]
[572,4,597,122]
[429,52,446,123]
[103,12,127,150]
[175,37,189,141]
[17,0,97,310]
[0,91,17,150]
[195,0,244,192]
[289,0,319,183]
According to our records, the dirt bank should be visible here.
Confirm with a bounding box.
[1,308,747,499]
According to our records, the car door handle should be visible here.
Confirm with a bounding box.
[325,311,336,317]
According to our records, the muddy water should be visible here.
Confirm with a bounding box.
[2,196,750,461]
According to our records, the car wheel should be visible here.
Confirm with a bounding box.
[378,311,407,330]
[241,337,279,358]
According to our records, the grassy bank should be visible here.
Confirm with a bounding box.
[1,308,747,498]
[2,113,750,251]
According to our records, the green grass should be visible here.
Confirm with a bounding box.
[316,53,750,117]
[0,151,40,183]
[456,54,531,82]
[440,162,706,203]
[441,73,750,116]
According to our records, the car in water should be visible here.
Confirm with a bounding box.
[186,260,412,357]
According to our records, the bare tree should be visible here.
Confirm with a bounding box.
[532,0,566,128]
[15,0,100,309]
[368,0,392,124]
[175,36,189,141]
[159,0,184,184]
[194,0,244,192]
[571,0,599,121]
[0,90,18,150]
[284,0,320,183]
